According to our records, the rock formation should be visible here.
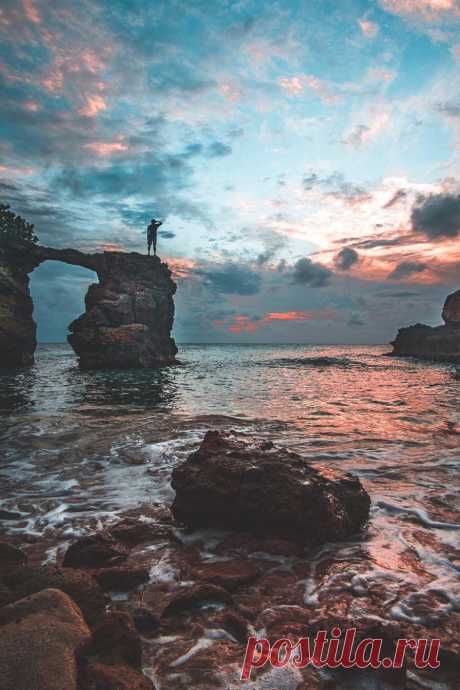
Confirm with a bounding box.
[0,241,177,369]
[171,430,371,544]
[391,289,460,362]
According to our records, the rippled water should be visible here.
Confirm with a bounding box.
[0,343,459,681]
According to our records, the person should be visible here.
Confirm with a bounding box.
[147,218,162,256]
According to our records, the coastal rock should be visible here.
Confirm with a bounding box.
[63,533,129,569]
[0,540,27,574]
[0,588,91,690]
[77,611,154,690]
[0,565,107,627]
[171,431,370,544]
[391,288,460,362]
[0,242,177,369]
[0,245,38,367]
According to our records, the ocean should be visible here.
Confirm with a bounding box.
[1,343,459,686]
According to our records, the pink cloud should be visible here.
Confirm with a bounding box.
[380,0,460,20]
[221,310,338,333]
[85,140,128,156]
[278,75,339,105]
[23,0,40,25]
[358,19,379,38]
[78,94,107,117]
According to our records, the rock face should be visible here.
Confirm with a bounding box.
[0,245,38,367]
[0,242,177,369]
[391,289,460,362]
[171,430,370,544]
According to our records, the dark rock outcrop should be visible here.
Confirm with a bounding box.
[171,430,370,544]
[0,242,177,369]
[391,289,460,362]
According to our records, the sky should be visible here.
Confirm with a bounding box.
[1,0,460,344]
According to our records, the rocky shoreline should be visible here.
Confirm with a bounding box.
[1,432,457,689]
[390,289,460,363]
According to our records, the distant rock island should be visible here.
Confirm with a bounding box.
[0,242,178,369]
[391,289,460,363]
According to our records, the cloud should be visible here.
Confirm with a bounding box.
[220,309,337,333]
[335,247,359,270]
[358,19,379,38]
[435,102,460,118]
[380,0,460,21]
[291,257,332,287]
[348,314,365,326]
[195,262,262,295]
[278,74,339,104]
[159,230,175,239]
[206,141,232,158]
[411,192,460,239]
[387,261,428,280]
[303,171,371,206]
[383,189,408,208]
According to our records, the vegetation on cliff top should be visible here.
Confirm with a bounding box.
[0,204,38,247]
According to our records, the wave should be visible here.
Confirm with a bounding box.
[265,356,361,368]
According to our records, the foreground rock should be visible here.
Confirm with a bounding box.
[391,288,460,362]
[0,588,91,690]
[0,241,177,369]
[171,431,370,543]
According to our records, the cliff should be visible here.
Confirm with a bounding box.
[0,242,178,369]
[390,289,460,363]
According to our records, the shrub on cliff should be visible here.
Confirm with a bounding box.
[0,204,38,247]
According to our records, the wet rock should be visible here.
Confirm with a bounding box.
[0,540,27,574]
[0,565,107,627]
[80,611,142,668]
[63,533,128,569]
[131,606,161,634]
[78,611,154,690]
[79,662,154,690]
[391,288,460,362]
[162,583,233,616]
[91,565,149,591]
[172,431,370,544]
[216,610,249,643]
[0,587,91,690]
[109,518,175,547]
[191,559,260,591]
[0,509,22,520]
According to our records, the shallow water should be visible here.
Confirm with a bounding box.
[0,343,459,679]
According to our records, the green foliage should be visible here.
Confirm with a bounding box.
[0,204,38,246]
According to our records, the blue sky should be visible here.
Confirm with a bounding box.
[1,0,460,343]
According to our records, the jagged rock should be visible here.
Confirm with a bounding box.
[391,288,460,362]
[0,242,177,370]
[171,431,370,544]
[0,588,91,690]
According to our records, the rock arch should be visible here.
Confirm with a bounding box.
[0,243,178,369]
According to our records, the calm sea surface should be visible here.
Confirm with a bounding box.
[0,342,459,664]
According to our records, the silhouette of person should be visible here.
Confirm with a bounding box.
[147,218,162,256]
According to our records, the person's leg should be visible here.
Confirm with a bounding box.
[153,234,157,256]
[148,237,151,255]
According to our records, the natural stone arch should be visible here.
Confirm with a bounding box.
[0,243,177,369]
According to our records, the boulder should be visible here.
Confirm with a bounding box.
[0,588,91,690]
[77,611,154,690]
[0,565,107,627]
[63,533,128,569]
[91,565,149,591]
[0,540,27,574]
[171,431,370,544]
[391,288,460,362]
